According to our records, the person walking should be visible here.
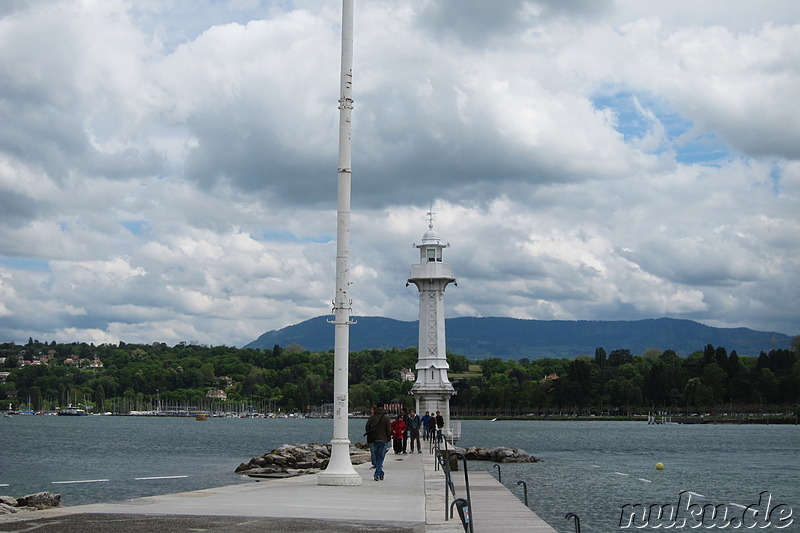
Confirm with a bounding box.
[364,404,391,481]
[391,413,406,455]
[421,411,431,441]
[408,408,422,452]
[435,410,445,442]
[365,405,376,468]
[401,408,411,453]
[426,411,437,443]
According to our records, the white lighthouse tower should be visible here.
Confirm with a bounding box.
[408,210,456,439]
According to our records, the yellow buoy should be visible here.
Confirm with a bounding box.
[656,462,665,470]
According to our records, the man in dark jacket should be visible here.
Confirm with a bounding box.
[364,404,391,481]
[421,411,431,441]
[408,408,422,452]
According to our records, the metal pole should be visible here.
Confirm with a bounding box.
[318,0,361,486]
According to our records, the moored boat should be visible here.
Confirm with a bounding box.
[58,407,89,416]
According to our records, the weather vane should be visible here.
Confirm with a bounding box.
[426,202,435,230]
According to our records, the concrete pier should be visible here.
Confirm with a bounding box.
[0,450,556,532]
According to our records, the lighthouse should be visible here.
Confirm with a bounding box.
[408,210,456,439]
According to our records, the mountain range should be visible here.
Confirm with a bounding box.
[244,316,793,360]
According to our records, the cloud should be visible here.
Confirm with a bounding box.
[0,1,797,348]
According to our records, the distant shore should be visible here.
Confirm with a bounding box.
[4,411,797,424]
[451,414,799,424]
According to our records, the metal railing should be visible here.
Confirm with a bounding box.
[516,479,528,506]
[434,446,475,533]
[565,512,581,533]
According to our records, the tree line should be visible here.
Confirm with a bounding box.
[0,338,798,416]
[450,344,799,417]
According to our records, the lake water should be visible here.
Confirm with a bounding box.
[1,416,798,532]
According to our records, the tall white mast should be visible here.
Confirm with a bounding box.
[318,0,361,486]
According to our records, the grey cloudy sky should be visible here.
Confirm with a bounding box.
[1,0,798,348]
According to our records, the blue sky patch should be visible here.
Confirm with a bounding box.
[769,164,782,195]
[0,257,51,271]
[121,221,152,235]
[591,90,730,164]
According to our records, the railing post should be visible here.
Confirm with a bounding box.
[565,512,581,533]
[450,498,471,532]
[493,463,501,482]
[516,479,528,506]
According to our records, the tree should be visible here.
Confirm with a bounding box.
[93,382,105,412]
[199,363,216,385]
[702,344,715,365]
[594,347,606,368]
[607,349,632,367]
[700,363,727,404]
[641,348,661,360]
[714,346,728,369]
[447,352,469,372]
[349,383,377,412]
[567,358,592,403]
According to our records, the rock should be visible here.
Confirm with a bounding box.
[1,492,61,512]
[453,446,539,463]
[0,496,18,507]
[0,503,19,514]
[240,466,287,475]
[235,443,374,478]
[17,492,62,509]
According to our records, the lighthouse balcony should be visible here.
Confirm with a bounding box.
[409,262,453,280]
[412,382,455,394]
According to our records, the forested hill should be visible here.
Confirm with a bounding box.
[244,316,793,360]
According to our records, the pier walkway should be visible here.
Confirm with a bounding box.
[0,448,557,532]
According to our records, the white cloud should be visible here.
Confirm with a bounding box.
[0,0,797,347]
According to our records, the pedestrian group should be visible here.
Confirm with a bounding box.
[364,404,445,482]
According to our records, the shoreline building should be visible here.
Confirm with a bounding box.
[408,211,456,439]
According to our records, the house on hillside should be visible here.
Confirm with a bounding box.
[398,368,415,382]
[206,388,227,401]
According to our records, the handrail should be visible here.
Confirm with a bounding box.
[436,449,455,521]
[493,463,502,482]
[565,512,581,533]
[516,479,528,506]
[448,452,474,533]
[450,498,471,532]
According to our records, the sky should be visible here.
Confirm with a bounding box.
[0,0,798,348]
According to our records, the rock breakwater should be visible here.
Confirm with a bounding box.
[458,445,540,463]
[0,492,61,514]
[234,443,371,478]
[234,443,538,479]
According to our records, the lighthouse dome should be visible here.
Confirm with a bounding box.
[422,228,440,243]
